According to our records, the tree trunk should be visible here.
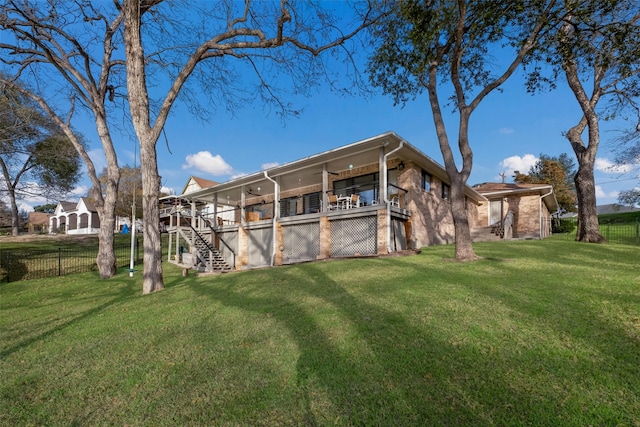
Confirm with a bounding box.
[7,186,20,236]
[574,162,605,242]
[0,157,23,236]
[451,175,479,261]
[124,0,164,294]
[140,139,164,294]
[95,203,117,278]
[564,116,605,243]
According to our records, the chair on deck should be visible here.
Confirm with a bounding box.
[350,194,360,208]
[328,194,339,211]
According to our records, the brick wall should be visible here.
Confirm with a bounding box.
[400,162,455,248]
[473,192,552,239]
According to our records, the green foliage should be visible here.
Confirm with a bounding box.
[523,0,640,117]
[33,203,57,214]
[514,153,577,213]
[368,0,558,106]
[32,134,82,192]
[552,217,576,233]
[599,210,640,223]
[0,80,82,200]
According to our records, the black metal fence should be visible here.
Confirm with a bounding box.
[552,217,640,245]
[0,239,141,283]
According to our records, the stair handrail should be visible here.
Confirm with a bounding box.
[187,223,235,270]
[194,213,236,267]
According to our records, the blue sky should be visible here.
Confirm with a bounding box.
[11,4,639,212]
[16,65,638,214]
[45,69,637,213]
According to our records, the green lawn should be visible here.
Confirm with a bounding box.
[1,240,638,426]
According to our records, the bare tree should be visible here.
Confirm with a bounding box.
[118,0,386,293]
[2,0,386,293]
[368,0,561,260]
[1,1,124,277]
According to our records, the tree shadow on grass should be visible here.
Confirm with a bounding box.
[0,277,138,359]
[186,262,599,425]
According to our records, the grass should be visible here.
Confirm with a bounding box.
[0,234,146,282]
[1,240,639,426]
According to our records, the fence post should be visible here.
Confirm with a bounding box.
[58,247,62,276]
[5,251,10,283]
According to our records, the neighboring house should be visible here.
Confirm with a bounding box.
[469,182,559,240]
[166,132,490,272]
[49,198,101,234]
[182,176,218,195]
[596,203,640,215]
[159,175,235,231]
[27,212,51,233]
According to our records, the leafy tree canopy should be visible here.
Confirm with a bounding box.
[33,203,57,214]
[514,153,577,213]
[0,79,82,235]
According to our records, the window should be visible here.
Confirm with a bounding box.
[279,196,297,218]
[302,192,321,214]
[246,202,274,220]
[422,171,432,192]
[333,172,379,205]
[442,183,450,200]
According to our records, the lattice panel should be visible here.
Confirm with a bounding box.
[248,227,273,267]
[331,216,377,257]
[283,222,320,264]
[391,218,407,251]
[217,231,238,267]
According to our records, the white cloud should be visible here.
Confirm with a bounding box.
[71,185,89,196]
[182,151,233,176]
[88,148,107,173]
[261,162,279,170]
[230,172,248,180]
[498,127,515,135]
[160,186,175,195]
[499,154,538,176]
[17,201,35,213]
[595,157,635,174]
[595,185,619,200]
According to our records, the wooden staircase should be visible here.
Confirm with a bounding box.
[190,228,233,273]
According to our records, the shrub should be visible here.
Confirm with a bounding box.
[553,218,576,233]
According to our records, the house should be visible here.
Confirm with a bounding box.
[159,175,235,232]
[49,198,101,234]
[469,182,559,240]
[165,132,492,272]
[596,203,640,215]
[182,176,218,195]
[27,212,51,233]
